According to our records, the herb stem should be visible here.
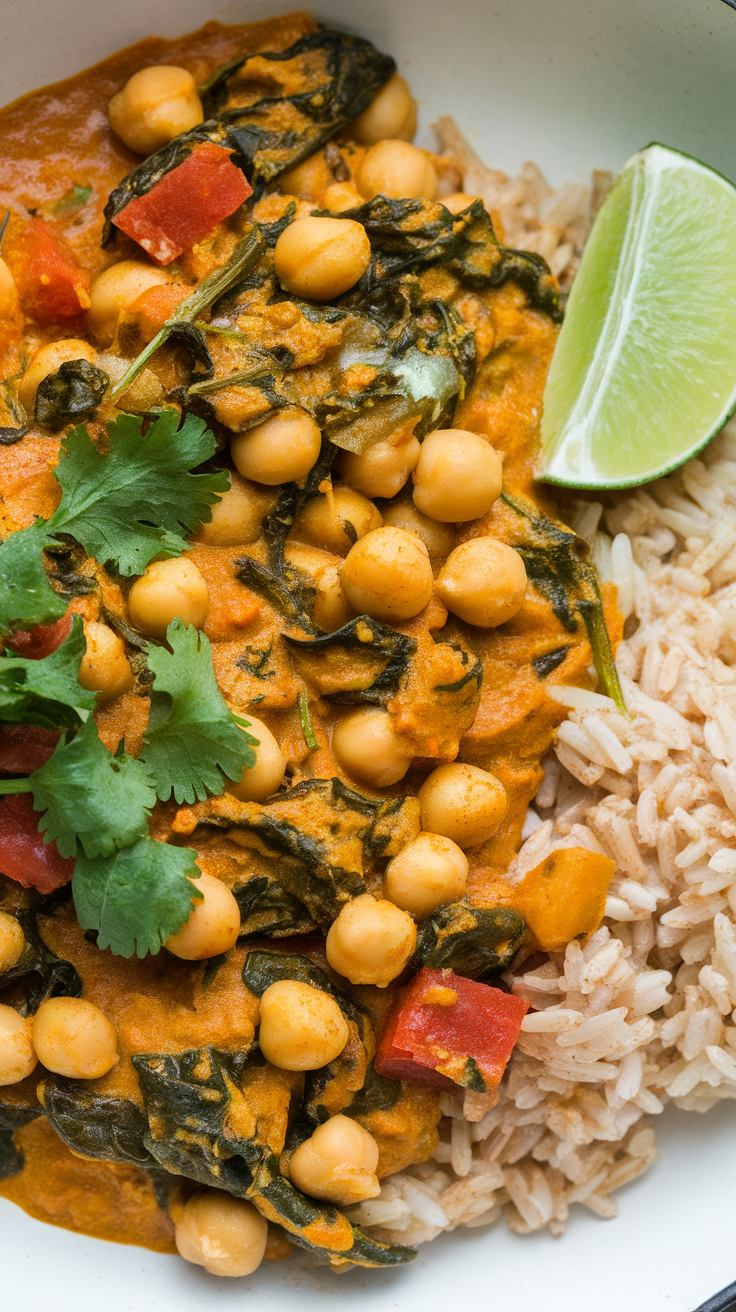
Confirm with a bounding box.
[0,778,33,794]
[298,689,319,753]
[110,226,265,401]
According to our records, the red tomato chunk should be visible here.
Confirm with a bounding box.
[5,218,90,321]
[114,143,253,264]
[0,793,74,893]
[375,967,529,1094]
[6,607,72,660]
[0,726,59,774]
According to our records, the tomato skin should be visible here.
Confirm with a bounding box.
[375,967,529,1094]
[0,793,74,892]
[6,607,72,660]
[0,725,59,774]
[4,218,90,321]
[114,143,253,264]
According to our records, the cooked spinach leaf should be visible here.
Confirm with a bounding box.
[0,1099,42,1179]
[0,906,82,1015]
[285,616,416,704]
[39,1076,154,1168]
[34,359,109,430]
[414,900,525,978]
[234,875,314,939]
[103,31,395,239]
[533,646,570,679]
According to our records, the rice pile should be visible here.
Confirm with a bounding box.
[345,131,736,1248]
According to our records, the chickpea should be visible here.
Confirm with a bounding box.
[0,1004,36,1086]
[175,1190,267,1278]
[435,538,527,627]
[312,562,354,633]
[18,339,97,414]
[89,260,172,347]
[378,494,455,560]
[357,141,437,201]
[78,620,134,702]
[340,526,433,623]
[412,429,503,523]
[442,193,480,216]
[326,893,416,987]
[279,151,333,203]
[274,216,371,301]
[336,433,420,499]
[258,980,349,1071]
[193,471,276,548]
[32,997,118,1079]
[291,484,383,557]
[351,74,417,145]
[166,873,241,960]
[321,182,365,213]
[384,832,468,918]
[332,707,410,788]
[230,409,321,486]
[108,65,204,155]
[0,912,25,973]
[226,714,286,803]
[0,258,19,317]
[289,1114,380,1205]
[418,762,508,848]
[128,556,209,640]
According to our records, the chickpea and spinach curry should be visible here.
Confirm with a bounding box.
[0,12,623,1276]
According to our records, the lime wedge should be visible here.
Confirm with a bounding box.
[540,143,736,488]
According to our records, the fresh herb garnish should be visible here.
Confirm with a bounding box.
[52,184,92,216]
[72,837,201,958]
[140,619,257,804]
[0,410,227,635]
[0,616,95,729]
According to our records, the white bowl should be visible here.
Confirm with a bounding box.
[3,2,736,1308]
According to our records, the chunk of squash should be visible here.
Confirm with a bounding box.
[511,846,615,952]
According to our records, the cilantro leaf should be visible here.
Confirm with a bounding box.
[72,836,201,958]
[0,520,66,635]
[140,619,257,804]
[0,616,96,729]
[30,717,156,858]
[47,410,228,576]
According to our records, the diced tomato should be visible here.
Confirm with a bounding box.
[6,607,72,660]
[0,725,60,774]
[125,282,191,344]
[375,967,529,1094]
[4,218,90,321]
[0,793,74,892]
[113,143,253,265]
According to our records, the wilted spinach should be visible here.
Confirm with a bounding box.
[285,616,416,704]
[39,1076,154,1168]
[34,360,109,430]
[0,906,82,1015]
[414,900,525,978]
[0,1097,42,1179]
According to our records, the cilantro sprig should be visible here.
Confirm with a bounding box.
[0,615,95,729]
[140,619,257,804]
[73,838,202,959]
[0,410,228,635]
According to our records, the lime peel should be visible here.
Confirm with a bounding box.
[540,143,736,489]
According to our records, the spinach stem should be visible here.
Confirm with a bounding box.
[298,689,319,752]
[110,226,265,401]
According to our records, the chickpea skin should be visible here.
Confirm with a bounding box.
[357,140,437,201]
[226,714,286,803]
[351,74,417,145]
[18,339,97,414]
[166,873,241,961]
[0,1005,37,1086]
[326,893,416,987]
[108,65,204,155]
[435,538,528,627]
[289,1115,381,1205]
[340,526,433,623]
[384,832,468,918]
[312,562,354,632]
[442,193,480,216]
[128,557,209,640]
[175,1190,268,1278]
[193,471,276,548]
[418,762,508,849]
[291,484,383,557]
[78,620,134,702]
[274,216,371,301]
[412,429,503,523]
[332,707,410,788]
[378,494,455,560]
[336,433,420,499]
[230,409,322,486]
[0,912,25,973]
[89,260,172,346]
[258,980,349,1071]
[32,997,118,1079]
[279,151,333,203]
[0,258,19,318]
